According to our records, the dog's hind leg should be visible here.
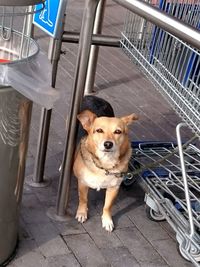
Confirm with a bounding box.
[102,187,119,232]
[76,180,89,223]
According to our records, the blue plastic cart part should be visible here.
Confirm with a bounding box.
[175,201,200,213]
[131,141,177,150]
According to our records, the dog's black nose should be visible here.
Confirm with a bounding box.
[104,141,113,150]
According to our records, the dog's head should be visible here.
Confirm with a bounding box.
[77,110,138,162]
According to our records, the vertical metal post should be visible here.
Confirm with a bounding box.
[26,16,65,188]
[26,6,34,37]
[28,108,52,187]
[84,0,106,95]
[47,0,101,220]
[176,123,195,238]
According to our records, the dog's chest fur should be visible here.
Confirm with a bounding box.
[75,139,130,191]
[81,164,123,191]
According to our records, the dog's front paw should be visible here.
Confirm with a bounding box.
[75,210,88,223]
[102,215,114,232]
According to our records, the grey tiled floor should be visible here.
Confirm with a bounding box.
[8,0,195,266]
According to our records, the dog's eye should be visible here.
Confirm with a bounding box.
[114,129,122,134]
[96,128,104,133]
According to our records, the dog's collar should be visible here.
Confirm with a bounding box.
[80,138,125,178]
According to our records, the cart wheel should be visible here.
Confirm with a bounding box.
[177,243,200,262]
[145,205,165,222]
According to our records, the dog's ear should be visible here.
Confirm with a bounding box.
[121,113,138,125]
[77,110,97,132]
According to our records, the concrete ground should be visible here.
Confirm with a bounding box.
[7,0,196,266]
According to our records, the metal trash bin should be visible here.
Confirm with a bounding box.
[0,86,32,265]
[0,0,47,264]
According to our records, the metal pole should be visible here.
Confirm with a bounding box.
[26,17,65,188]
[113,0,200,50]
[25,5,52,187]
[47,0,101,220]
[49,34,64,88]
[29,109,52,186]
[62,31,120,47]
[84,0,106,95]
[26,6,34,37]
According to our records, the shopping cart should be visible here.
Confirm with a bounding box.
[120,0,200,265]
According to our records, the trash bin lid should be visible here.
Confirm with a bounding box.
[0,0,45,6]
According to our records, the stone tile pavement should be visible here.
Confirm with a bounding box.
[8,0,195,266]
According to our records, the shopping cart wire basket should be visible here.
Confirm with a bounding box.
[121,0,200,136]
[121,0,200,265]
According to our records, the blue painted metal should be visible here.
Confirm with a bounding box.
[33,0,67,38]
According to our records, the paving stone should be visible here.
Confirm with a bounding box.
[7,263,17,267]
[140,263,169,267]
[115,191,144,218]
[26,222,70,257]
[112,212,134,229]
[37,236,71,258]
[160,221,177,241]
[82,215,123,248]
[21,207,51,224]
[21,193,41,208]
[100,246,140,267]
[115,227,168,266]
[46,254,80,267]
[15,238,37,259]
[63,233,109,267]
[35,193,57,209]
[127,205,170,242]
[152,238,193,267]
[18,219,32,241]
[56,219,86,236]
[32,180,58,205]
[11,251,47,267]
[26,221,59,241]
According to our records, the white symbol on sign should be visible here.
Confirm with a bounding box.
[39,0,53,27]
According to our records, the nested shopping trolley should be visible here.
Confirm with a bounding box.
[120,0,200,265]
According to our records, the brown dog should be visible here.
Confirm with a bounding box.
[73,110,138,232]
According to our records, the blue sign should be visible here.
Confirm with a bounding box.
[33,0,67,38]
